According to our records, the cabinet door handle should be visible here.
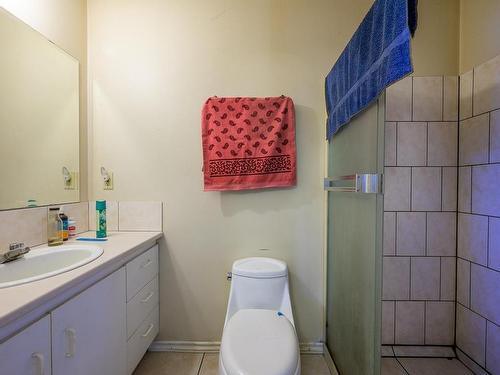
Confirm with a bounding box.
[141,291,154,303]
[140,259,152,269]
[31,352,44,375]
[65,328,76,358]
[141,323,154,337]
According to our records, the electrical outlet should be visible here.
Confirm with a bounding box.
[103,172,114,190]
[64,172,78,190]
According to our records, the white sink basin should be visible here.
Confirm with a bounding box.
[0,244,103,288]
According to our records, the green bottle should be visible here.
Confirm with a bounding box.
[96,200,107,238]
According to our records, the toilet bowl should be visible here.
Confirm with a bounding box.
[219,257,300,375]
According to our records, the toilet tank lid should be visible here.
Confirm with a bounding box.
[232,257,287,278]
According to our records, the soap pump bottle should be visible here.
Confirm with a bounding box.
[96,200,107,238]
[47,207,63,246]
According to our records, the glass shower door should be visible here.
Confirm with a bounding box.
[325,98,384,375]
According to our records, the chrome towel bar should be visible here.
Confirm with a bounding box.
[324,173,382,194]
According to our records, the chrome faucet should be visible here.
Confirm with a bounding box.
[0,242,30,264]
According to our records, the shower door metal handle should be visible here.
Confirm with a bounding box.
[324,173,382,194]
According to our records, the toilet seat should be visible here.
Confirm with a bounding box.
[220,309,300,375]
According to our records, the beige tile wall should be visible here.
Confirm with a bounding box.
[457,55,500,375]
[0,201,163,251]
[383,76,458,346]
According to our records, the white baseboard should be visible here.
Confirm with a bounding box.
[300,342,324,354]
[149,341,220,352]
[149,340,324,354]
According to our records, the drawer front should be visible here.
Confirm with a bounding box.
[127,306,159,375]
[127,276,159,338]
[127,245,158,301]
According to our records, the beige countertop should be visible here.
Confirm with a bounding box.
[0,231,163,341]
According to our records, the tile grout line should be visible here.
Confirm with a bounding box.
[456,255,500,275]
[396,122,399,165]
[457,301,500,331]
[440,167,443,212]
[484,320,488,369]
[197,352,205,375]
[457,344,491,374]
[468,261,472,309]
[409,257,412,301]
[394,354,410,375]
[440,167,444,212]
[426,122,429,167]
[395,212,398,256]
[439,257,442,301]
[423,300,427,345]
[410,167,413,211]
[469,166,473,213]
[457,210,500,220]
[488,112,491,164]
[424,212,428,256]
[393,301,397,345]
[487,217,490,269]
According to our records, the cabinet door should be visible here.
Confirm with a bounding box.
[0,315,51,375]
[52,268,126,375]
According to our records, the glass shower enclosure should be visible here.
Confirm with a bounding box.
[325,98,385,375]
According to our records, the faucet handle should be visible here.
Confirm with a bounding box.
[9,242,25,251]
[1,242,30,263]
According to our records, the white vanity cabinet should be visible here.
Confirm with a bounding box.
[0,315,51,375]
[0,242,159,375]
[51,268,127,375]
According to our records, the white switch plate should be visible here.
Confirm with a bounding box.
[64,172,78,190]
[103,172,114,190]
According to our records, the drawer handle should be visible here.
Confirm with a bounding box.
[141,291,154,303]
[140,259,152,269]
[141,323,154,337]
[32,352,45,375]
[65,328,76,358]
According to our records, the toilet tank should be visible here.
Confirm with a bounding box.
[226,258,291,318]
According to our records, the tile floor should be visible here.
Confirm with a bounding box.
[133,352,331,375]
[381,357,474,375]
[134,351,475,375]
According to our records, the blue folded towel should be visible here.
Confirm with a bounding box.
[325,0,417,140]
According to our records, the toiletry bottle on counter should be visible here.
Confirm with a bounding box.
[68,219,76,238]
[96,200,107,238]
[47,207,63,246]
[59,206,69,241]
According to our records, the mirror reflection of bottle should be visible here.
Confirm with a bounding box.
[48,207,63,246]
[59,206,69,241]
[96,200,107,238]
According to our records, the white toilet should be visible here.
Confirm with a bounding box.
[219,257,300,375]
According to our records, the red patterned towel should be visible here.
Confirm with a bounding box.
[201,96,296,191]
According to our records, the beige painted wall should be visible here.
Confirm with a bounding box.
[412,0,459,76]
[87,0,373,343]
[459,0,500,74]
[0,0,88,202]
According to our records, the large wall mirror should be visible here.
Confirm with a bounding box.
[0,8,80,210]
